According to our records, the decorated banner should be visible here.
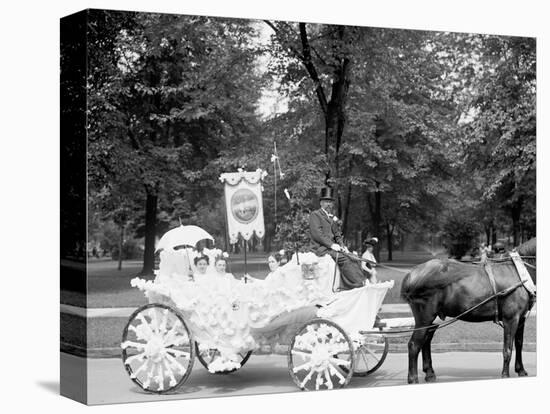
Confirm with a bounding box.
[219,169,267,244]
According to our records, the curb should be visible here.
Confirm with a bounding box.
[60,303,536,319]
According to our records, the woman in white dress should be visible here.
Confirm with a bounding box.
[264,252,284,282]
[361,238,378,283]
[193,255,210,280]
[214,257,235,280]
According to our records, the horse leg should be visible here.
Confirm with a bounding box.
[422,328,437,382]
[501,315,519,378]
[408,329,427,384]
[514,316,528,376]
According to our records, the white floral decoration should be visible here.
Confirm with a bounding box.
[284,188,291,200]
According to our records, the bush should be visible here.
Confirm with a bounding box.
[274,209,312,255]
[442,216,479,259]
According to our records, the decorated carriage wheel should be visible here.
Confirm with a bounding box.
[121,303,195,394]
[348,334,389,377]
[287,318,355,391]
[195,343,253,374]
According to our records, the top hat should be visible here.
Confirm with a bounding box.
[319,187,335,201]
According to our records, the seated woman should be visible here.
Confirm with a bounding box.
[264,252,305,291]
[361,238,378,283]
[214,257,236,280]
[193,255,210,281]
[242,252,283,284]
[264,252,284,283]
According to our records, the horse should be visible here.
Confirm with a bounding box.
[400,237,536,384]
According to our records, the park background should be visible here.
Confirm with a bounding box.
[59,3,537,374]
[70,9,535,279]
[2,1,547,414]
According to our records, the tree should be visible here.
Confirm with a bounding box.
[88,11,264,274]
[459,35,536,245]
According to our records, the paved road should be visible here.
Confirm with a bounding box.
[62,351,537,405]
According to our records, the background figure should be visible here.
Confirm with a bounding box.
[361,238,378,283]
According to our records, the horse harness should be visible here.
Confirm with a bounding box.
[483,252,536,325]
[483,263,501,325]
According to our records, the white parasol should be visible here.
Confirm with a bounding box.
[156,225,215,252]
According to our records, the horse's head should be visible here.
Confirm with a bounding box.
[514,237,536,284]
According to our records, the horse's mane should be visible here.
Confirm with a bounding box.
[401,258,477,300]
[516,237,536,257]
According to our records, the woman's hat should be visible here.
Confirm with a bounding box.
[319,187,335,201]
[364,237,378,246]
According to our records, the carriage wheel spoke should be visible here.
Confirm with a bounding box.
[207,350,217,364]
[154,361,164,391]
[165,351,188,375]
[163,323,183,345]
[315,372,323,390]
[300,368,316,388]
[364,347,380,360]
[122,340,147,350]
[166,348,191,359]
[328,362,347,384]
[137,314,155,339]
[149,308,163,335]
[162,358,178,387]
[329,355,351,368]
[291,350,314,359]
[130,358,150,379]
[360,348,371,369]
[124,351,147,366]
[164,334,190,348]
[159,309,169,334]
[293,360,313,373]
[323,368,334,390]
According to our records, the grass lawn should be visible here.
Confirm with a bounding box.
[61,250,437,308]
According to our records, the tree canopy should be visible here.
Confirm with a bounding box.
[85,10,536,269]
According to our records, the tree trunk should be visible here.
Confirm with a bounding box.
[373,185,382,261]
[117,224,124,271]
[511,203,522,246]
[140,191,158,277]
[386,222,393,261]
[355,230,362,253]
[342,181,352,237]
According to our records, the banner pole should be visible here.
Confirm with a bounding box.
[274,141,277,241]
[243,235,248,283]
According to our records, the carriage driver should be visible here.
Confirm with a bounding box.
[309,187,369,290]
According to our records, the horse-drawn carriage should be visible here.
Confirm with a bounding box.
[121,225,537,393]
[121,227,399,393]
